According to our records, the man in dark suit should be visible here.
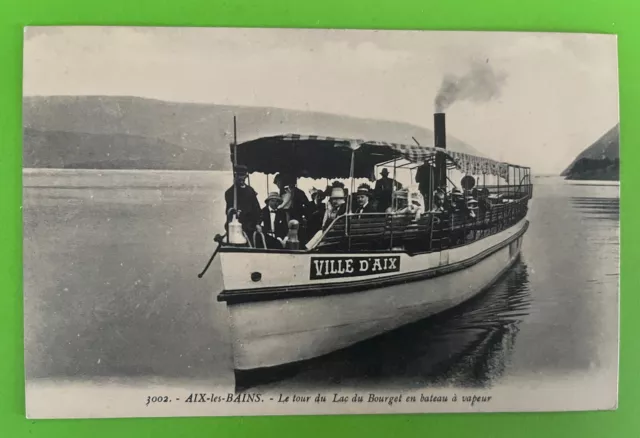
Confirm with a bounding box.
[373,168,403,212]
[415,162,435,210]
[259,192,289,248]
[353,184,376,216]
[224,165,261,236]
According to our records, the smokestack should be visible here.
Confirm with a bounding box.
[434,113,446,149]
[434,113,447,189]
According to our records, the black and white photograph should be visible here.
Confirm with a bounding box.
[22,26,619,418]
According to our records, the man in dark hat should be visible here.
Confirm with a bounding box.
[373,168,402,212]
[307,188,327,237]
[224,165,261,236]
[353,184,375,216]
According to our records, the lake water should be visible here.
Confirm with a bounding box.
[23,170,619,392]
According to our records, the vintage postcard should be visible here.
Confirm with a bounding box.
[22,26,620,419]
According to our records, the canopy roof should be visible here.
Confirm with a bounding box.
[230,134,523,181]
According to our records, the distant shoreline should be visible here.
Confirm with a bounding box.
[566,180,620,186]
[22,168,229,174]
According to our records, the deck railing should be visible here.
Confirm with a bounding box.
[314,189,531,254]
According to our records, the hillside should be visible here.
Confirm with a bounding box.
[23,95,483,171]
[23,128,227,170]
[562,124,620,181]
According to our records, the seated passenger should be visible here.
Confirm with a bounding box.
[352,184,375,216]
[307,187,327,237]
[258,192,288,248]
[387,189,423,220]
[322,187,348,230]
[466,197,479,220]
[408,190,425,217]
[306,187,348,249]
[431,189,446,213]
[451,188,465,212]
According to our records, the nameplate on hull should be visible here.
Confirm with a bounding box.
[310,256,401,280]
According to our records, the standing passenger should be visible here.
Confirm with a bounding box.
[415,162,435,209]
[224,165,261,236]
[374,168,403,212]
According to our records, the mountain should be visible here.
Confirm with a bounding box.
[561,124,620,181]
[23,95,484,171]
[23,128,227,170]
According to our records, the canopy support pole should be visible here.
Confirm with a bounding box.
[429,164,434,210]
[392,158,398,208]
[233,115,238,213]
[389,157,398,250]
[347,149,356,247]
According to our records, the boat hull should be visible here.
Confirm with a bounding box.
[218,219,528,372]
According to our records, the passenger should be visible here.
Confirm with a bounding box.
[307,188,327,237]
[258,192,288,248]
[431,189,446,213]
[352,184,375,216]
[224,165,261,236]
[274,173,312,224]
[322,187,348,230]
[408,190,425,217]
[274,173,312,243]
[451,188,464,212]
[415,162,435,208]
[388,189,423,220]
[373,168,403,212]
[466,197,479,220]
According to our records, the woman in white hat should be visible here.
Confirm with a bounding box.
[389,188,424,220]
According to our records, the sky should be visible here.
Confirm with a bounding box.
[23,27,619,174]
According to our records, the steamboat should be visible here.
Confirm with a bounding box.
[198,112,532,386]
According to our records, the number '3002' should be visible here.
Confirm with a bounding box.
[146,396,170,406]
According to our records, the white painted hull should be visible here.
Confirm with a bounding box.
[218,219,528,371]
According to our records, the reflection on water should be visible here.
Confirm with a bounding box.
[252,260,531,391]
[570,196,620,222]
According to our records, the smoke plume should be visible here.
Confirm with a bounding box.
[434,61,507,112]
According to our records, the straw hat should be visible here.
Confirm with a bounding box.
[356,185,372,197]
[330,187,346,199]
[265,192,282,203]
